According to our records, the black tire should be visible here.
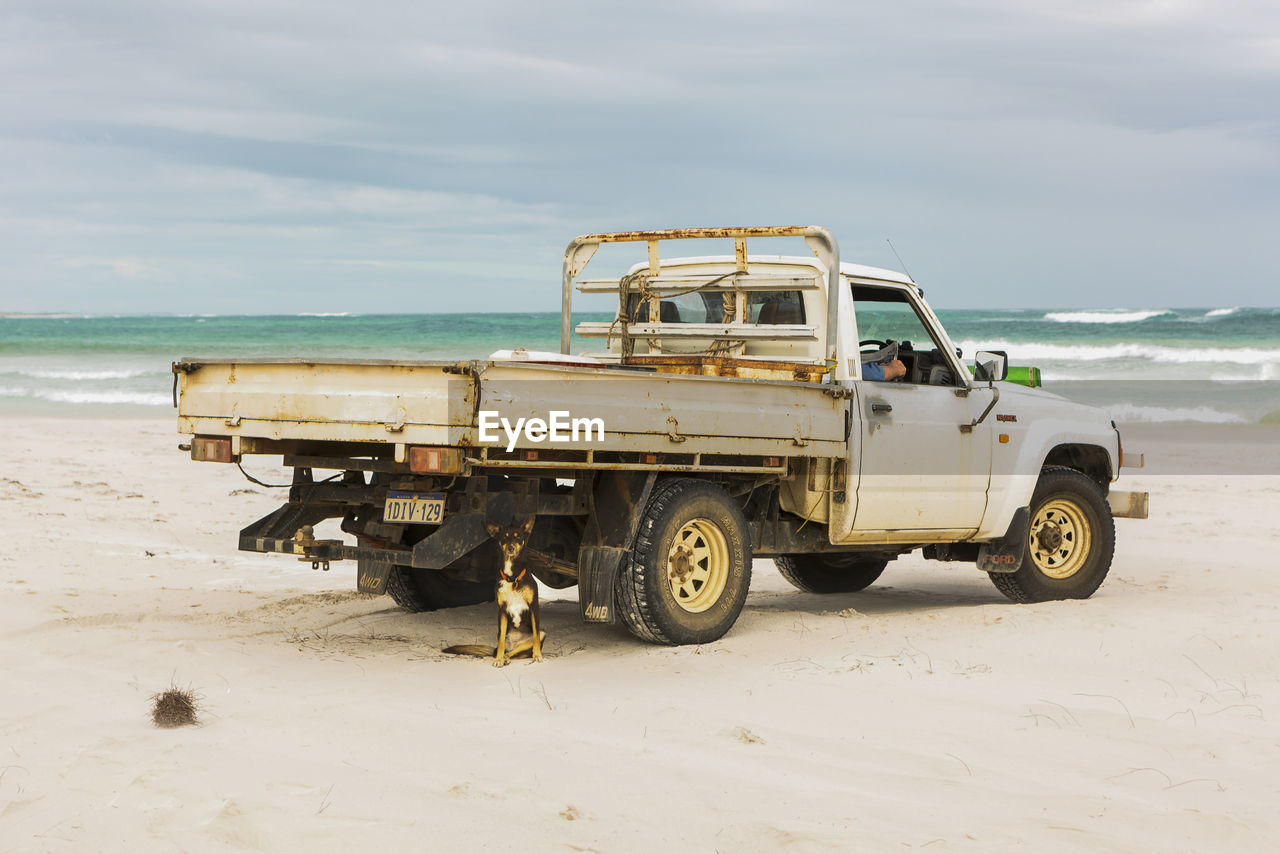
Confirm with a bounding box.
[615,478,752,645]
[989,467,1115,604]
[385,565,492,612]
[773,554,888,593]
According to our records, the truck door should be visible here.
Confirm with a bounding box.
[838,285,993,538]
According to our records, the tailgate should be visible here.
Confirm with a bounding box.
[175,359,472,445]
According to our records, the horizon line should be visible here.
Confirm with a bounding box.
[4,305,1273,319]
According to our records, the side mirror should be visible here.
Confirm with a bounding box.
[974,350,1008,383]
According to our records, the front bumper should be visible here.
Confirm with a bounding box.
[1108,490,1149,519]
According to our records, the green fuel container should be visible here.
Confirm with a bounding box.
[965,364,1042,388]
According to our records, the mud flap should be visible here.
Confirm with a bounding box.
[578,546,627,623]
[576,471,657,624]
[977,506,1029,574]
[357,557,393,594]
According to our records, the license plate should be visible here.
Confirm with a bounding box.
[383,492,445,524]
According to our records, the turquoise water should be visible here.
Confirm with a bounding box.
[2,307,1278,422]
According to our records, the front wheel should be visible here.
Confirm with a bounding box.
[615,478,752,645]
[989,467,1115,603]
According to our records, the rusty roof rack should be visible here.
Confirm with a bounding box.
[560,226,840,361]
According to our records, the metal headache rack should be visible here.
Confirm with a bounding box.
[572,322,819,342]
[573,274,821,293]
[560,226,841,363]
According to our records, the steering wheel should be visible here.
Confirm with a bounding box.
[859,339,899,362]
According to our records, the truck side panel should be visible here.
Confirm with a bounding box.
[176,360,848,459]
[474,364,845,456]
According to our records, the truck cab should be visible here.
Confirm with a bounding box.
[574,248,1123,547]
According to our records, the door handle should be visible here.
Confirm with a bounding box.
[871,403,893,414]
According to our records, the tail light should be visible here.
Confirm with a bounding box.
[408,445,464,474]
[191,436,234,463]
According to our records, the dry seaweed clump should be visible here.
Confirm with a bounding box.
[149,685,202,728]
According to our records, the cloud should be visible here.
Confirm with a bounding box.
[1,0,1277,312]
[56,256,162,278]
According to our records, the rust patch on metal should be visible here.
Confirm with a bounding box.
[624,355,829,383]
[573,226,814,243]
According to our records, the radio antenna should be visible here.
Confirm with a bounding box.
[886,238,914,282]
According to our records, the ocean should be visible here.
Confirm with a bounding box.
[2,307,1278,424]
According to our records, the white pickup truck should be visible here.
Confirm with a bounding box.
[175,226,1148,645]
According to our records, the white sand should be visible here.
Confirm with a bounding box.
[1,418,1278,852]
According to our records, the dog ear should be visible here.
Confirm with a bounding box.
[484,520,499,538]
[521,516,536,536]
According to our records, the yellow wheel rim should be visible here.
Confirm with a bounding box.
[666,518,730,613]
[1029,498,1092,579]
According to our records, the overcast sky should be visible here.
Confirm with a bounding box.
[2,0,1277,313]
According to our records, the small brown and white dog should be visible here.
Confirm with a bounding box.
[443,518,544,667]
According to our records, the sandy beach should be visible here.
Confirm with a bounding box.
[2,416,1278,852]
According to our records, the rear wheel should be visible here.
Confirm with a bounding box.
[774,554,888,593]
[385,566,492,611]
[989,467,1115,603]
[385,543,495,612]
[615,478,752,645]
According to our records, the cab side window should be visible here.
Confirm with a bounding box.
[855,295,933,343]
[853,285,958,386]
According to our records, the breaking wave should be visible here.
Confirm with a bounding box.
[1205,307,1239,318]
[1043,310,1174,324]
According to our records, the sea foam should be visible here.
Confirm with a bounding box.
[23,368,149,381]
[0,386,169,406]
[38,390,170,406]
[955,339,1280,366]
[1108,404,1249,424]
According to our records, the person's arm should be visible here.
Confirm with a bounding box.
[862,359,906,381]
